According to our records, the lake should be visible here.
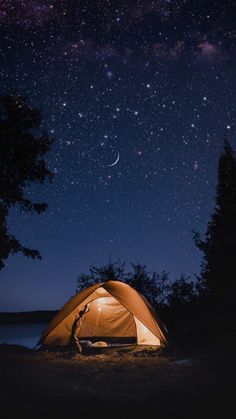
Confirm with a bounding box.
[0,323,49,348]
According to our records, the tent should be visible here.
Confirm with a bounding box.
[38,280,169,348]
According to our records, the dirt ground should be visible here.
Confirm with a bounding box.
[0,344,234,419]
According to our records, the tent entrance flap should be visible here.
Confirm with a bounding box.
[134,316,161,346]
[78,296,137,339]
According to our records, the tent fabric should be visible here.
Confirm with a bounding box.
[40,283,102,341]
[39,280,169,347]
[79,297,136,338]
[102,281,167,344]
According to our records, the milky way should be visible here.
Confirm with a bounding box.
[0,1,235,311]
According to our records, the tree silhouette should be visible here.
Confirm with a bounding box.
[77,259,126,292]
[127,263,169,307]
[166,274,197,307]
[77,259,173,307]
[194,139,236,309]
[0,94,53,269]
[76,259,204,345]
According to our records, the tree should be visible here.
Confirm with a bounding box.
[127,263,170,307]
[127,263,156,306]
[166,274,197,307]
[0,94,53,269]
[194,139,236,308]
[76,259,172,308]
[77,259,126,292]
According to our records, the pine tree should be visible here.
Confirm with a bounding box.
[194,139,236,308]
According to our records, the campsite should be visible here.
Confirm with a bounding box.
[1,2,236,418]
[0,279,235,418]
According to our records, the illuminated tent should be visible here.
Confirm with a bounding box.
[38,280,169,347]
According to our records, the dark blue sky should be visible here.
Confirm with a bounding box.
[0,0,235,311]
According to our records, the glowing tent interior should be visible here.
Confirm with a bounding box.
[38,280,169,348]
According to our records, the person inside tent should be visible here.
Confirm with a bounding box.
[70,304,90,353]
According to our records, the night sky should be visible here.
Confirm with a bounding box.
[0,0,235,312]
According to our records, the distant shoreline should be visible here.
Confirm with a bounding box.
[0,310,58,325]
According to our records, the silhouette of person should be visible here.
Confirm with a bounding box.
[70,304,90,353]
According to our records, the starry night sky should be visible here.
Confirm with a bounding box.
[0,0,235,311]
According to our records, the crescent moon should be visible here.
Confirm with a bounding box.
[107,152,120,167]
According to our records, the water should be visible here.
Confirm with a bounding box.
[0,323,49,348]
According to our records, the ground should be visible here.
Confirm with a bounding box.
[0,344,234,419]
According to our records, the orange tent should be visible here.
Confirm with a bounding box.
[39,280,169,347]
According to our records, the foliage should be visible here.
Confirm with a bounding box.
[0,94,53,269]
[193,139,236,309]
[127,264,170,307]
[76,259,198,308]
[77,259,127,292]
[76,260,206,346]
[166,274,197,307]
